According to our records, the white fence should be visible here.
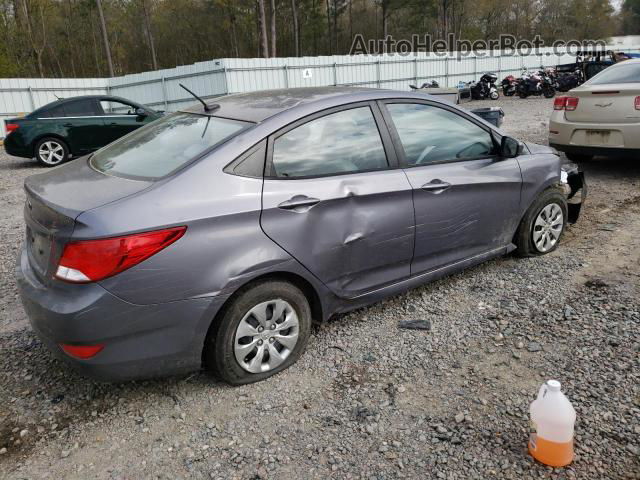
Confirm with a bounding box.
[2,46,640,138]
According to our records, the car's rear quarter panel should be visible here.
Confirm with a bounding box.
[76,125,327,309]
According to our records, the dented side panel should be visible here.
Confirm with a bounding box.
[261,170,415,298]
[516,153,564,218]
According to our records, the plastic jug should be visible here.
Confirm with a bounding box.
[529,380,576,467]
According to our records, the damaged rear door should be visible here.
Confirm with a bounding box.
[260,103,415,298]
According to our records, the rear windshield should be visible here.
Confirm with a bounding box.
[91,112,251,179]
[586,62,640,85]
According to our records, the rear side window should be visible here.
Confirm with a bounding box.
[271,107,388,178]
[587,62,640,84]
[38,104,67,118]
[386,103,495,166]
[91,112,251,180]
[64,100,98,116]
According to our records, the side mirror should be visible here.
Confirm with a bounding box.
[500,136,521,158]
[135,107,147,117]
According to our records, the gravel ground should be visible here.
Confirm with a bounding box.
[0,96,638,479]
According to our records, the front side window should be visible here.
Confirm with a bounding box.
[386,103,495,166]
[100,100,137,115]
[587,62,640,85]
[272,106,388,178]
[91,112,251,179]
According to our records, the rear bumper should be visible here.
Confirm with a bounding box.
[3,132,31,158]
[549,113,640,155]
[16,247,228,381]
[550,143,640,158]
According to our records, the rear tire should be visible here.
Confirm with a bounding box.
[204,280,312,385]
[34,137,69,167]
[515,188,568,257]
[566,153,593,162]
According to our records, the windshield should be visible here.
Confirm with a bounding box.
[586,62,640,85]
[91,112,251,179]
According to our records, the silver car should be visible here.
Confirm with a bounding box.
[16,87,585,384]
[550,58,640,161]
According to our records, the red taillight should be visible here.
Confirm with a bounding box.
[5,123,19,134]
[60,343,104,359]
[635,96,640,110]
[553,97,579,111]
[554,97,567,110]
[55,226,186,283]
[565,97,579,111]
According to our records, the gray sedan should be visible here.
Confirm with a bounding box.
[16,87,585,384]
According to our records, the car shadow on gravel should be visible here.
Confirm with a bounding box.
[0,158,37,171]
[576,156,640,180]
[0,328,225,460]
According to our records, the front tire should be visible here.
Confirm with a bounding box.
[543,87,556,99]
[515,188,568,257]
[34,137,69,167]
[204,280,312,385]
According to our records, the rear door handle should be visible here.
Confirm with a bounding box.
[277,195,321,211]
[421,180,451,194]
[63,123,73,127]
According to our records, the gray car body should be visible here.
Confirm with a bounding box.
[16,87,578,381]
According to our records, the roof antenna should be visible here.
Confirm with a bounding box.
[179,83,217,112]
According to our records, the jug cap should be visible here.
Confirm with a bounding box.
[547,380,561,392]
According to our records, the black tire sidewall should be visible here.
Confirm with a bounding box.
[516,189,568,257]
[34,137,69,167]
[206,280,312,385]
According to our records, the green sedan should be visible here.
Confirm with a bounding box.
[3,95,162,167]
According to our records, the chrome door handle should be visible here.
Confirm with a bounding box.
[421,180,451,194]
[277,195,321,211]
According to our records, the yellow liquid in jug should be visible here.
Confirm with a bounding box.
[529,433,574,467]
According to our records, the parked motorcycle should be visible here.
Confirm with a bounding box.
[501,74,518,96]
[516,68,555,99]
[469,72,499,100]
[409,80,440,89]
[554,68,583,92]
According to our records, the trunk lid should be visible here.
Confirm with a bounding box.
[24,157,152,283]
[564,84,640,124]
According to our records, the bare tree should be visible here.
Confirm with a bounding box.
[20,0,47,77]
[95,0,114,76]
[141,0,158,70]
[270,0,277,57]
[257,0,269,58]
[291,0,299,56]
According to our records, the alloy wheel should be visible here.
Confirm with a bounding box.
[38,141,66,165]
[234,299,299,374]
[532,203,564,253]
